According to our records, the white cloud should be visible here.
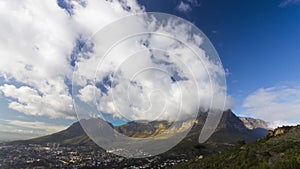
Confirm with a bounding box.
[0,0,230,124]
[243,86,300,128]
[77,85,101,105]
[70,0,143,35]
[0,84,74,119]
[176,0,200,13]
[177,1,192,13]
[73,13,231,122]
[6,120,68,133]
[0,0,144,119]
[279,0,300,7]
[0,0,77,119]
[0,124,40,141]
[0,120,68,140]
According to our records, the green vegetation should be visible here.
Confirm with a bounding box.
[173,125,300,169]
[193,144,206,150]
[236,139,246,146]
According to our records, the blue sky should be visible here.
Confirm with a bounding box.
[138,0,300,112]
[0,0,300,140]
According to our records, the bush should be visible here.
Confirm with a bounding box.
[193,144,205,149]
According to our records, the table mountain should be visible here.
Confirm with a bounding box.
[3,110,269,159]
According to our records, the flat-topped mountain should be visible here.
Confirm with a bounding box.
[3,110,269,159]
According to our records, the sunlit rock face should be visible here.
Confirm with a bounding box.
[239,117,269,130]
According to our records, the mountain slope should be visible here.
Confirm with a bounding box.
[4,110,269,159]
[198,110,268,144]
[160,110,268,159]
[239,117,269,130]
[173,125,300,169]
[7,118,171,146]
[8,120,94,146]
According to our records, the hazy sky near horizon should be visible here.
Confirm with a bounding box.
[0,0,300,140]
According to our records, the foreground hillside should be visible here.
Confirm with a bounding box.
[173,125,300,169]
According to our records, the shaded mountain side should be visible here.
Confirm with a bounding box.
[209,110,268,143]
[4,110,268,158]
[172,125,300,169]
[7,118,117,146]
[160,110,268,159]
[8,119,95,146]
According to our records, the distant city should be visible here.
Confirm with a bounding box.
[0,144,187,168]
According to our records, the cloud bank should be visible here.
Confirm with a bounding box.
[0,0,230,124]
[243,86,300,128]
[72,13,230,122]
[0,119,67,140]
[0,0,143,120]
[279,0,300,7]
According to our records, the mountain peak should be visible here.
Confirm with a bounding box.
[4,110,269,147]
[216,109,248,132]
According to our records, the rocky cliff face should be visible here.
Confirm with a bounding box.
[115,120,172,138]
[267,125,293,137]
[206,110,268,143]
[217,110,249,132]
[239,117,269,130]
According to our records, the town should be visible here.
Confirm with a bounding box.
[0,144,188,169]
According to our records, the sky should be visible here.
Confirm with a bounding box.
[0,0,300,141]
[138,0,300,127]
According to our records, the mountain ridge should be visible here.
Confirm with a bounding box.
[0,109,272,168]
[3,110,269,159]
[4,110,269,146]
[239,117,270,130]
